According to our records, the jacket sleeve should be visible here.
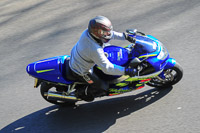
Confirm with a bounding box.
[91,47,125,75]
[111,31,126,40]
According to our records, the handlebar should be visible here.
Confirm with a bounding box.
[126,29,146,36]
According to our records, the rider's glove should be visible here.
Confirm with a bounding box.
[123,32,136,43]
[125,67,138,77]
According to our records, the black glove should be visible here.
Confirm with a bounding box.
[123,32,136,43]
[125,67,138,77]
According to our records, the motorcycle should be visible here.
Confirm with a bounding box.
[26,29,183,105]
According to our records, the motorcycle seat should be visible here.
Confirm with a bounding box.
[63,58,77,81]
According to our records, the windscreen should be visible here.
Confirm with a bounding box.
[133,36,158,56]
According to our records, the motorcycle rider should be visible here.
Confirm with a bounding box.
[69,16,137,101]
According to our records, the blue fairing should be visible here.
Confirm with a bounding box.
[164,58,176,69]
[26,55,73,84]
[131,35,171,71]
[103,35,171,72]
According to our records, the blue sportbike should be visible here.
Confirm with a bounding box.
[26,29,183,105]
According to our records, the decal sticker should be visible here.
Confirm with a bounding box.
[117,49,123,61]
[139,54,157,59]
[116,82,128,87]
[36,69,55,73]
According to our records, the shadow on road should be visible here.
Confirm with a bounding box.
[1,87,172,133]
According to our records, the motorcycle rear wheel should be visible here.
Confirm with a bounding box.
[147,62,183,88]
[40,82,77,106]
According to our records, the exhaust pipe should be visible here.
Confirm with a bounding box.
[46,91,81,102]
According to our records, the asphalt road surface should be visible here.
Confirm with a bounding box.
[0,0,200,132]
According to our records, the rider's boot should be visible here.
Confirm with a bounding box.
[76,86,94,102]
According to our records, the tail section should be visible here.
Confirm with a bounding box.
[26,55,73,84]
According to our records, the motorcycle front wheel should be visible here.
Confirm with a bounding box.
[40,82,77,106]
[147,62,183,88]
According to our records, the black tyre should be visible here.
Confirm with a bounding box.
[147,62,183,88]
[40,82,77,106]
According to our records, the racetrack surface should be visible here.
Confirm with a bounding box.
[0,0,200,132]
